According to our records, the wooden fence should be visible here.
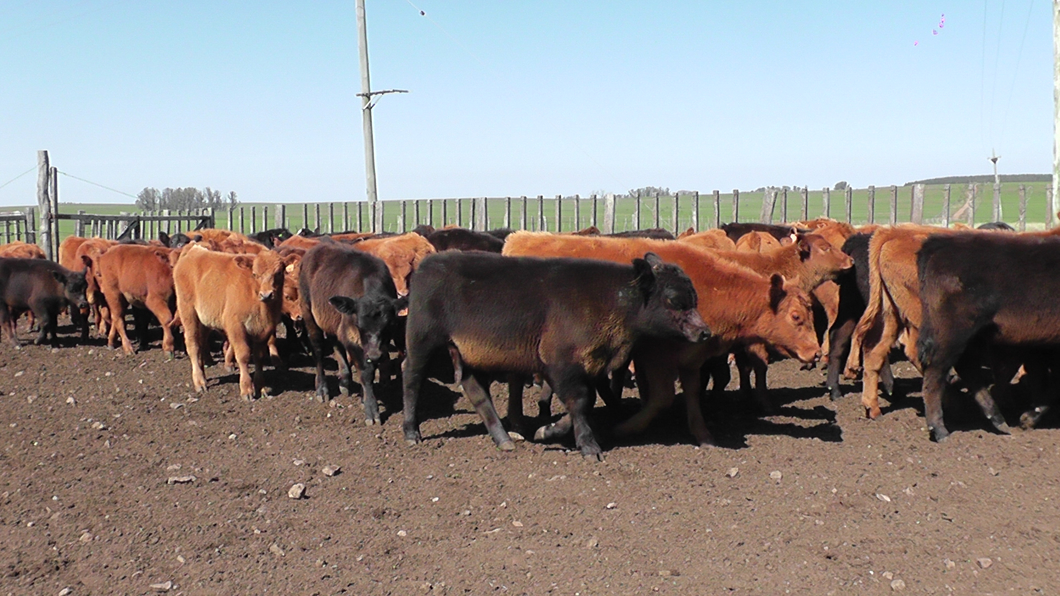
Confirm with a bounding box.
[213,182,1056,238]
[4,181,1053,259]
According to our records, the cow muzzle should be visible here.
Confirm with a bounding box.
[259,291,274,302]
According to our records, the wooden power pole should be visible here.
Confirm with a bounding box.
[355,0,407,233]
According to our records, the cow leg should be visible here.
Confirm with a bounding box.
[349,343,382,426]
[536,380,554,420]
[746,343,773,414]
[551,369,602,456]
[71,304,89,341]
[304,315,330,403]
[32,305,54,345]
[678,365,713,446]
[733,349,754,401]
[182,312,209,393]
[333,344,354,397]
[506,375,528,437]
[880,360,895,398]
[229,333,255,400]
[401,326,445,445]
[461,371,513,451]
[826,316,856,401]
[267,334,285,371]
[251,341,268,398]
[1019,354,1054,429]
[131,307,150,351]
[613,355,676,438]
[145,294,175,359]
[702,356,730,400]
[108,295,135,355]
[860,310,900,419]
[0,306,15,347]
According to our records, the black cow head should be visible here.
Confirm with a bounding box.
[329,293,410,363]
[631,252,710,344]
[56,269,89,310]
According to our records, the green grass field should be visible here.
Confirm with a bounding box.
[0,182,1053,243]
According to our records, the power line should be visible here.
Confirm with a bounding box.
[0,166,35,192]
[999,0,1036,149]
[57,170,138,200]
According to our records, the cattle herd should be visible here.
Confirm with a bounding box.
[0,216,1054,457]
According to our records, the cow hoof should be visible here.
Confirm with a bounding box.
[533,425,550,442]
[929,426,950,442]
[314,389,327,404]
[241,394,253,402]
[1020,409,1042,430]
[497,441,516,452]
[339,385,351,397]
[164,351,175,361]
[225,365,236,374]
[580,447,603,461]
[992,420,1012,435]
[364,418,377,427]
[507,431,525,442]
[865,407,882,420]
[828,388,843,402]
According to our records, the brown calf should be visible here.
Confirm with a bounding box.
[97,244,178,356]
[174,245,290,398]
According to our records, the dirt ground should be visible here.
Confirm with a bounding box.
[2,318,1060,596]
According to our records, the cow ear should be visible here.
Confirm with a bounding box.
[52,270,68,284]
[159,231,171,247]
[642,252,666,270]
[329,295,359,316]
[796,236,812,261]
[234,256,254,271]
[392,295,409,314]
[631,256,656,300]
[80,254,93,268]
[769,273,786,312]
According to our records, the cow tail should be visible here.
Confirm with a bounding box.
[844,232,885,375]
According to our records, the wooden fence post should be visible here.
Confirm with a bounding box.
[357,202,365,231]
[967,184,976,226]
[942,185,950,227]
[75,210,85,237]
[780,187,788,223]
[537,195,545,231]
[398,200,407,232]
[554,195,562,232]
[889,186,898,225]
[591,194,599,228]
[573,194,581,230]
[911,184,924,225]
[1018,185,1027,231]
[867,186,875,224]
[238,207,245,234]
[326,203,333,233]
[36,151,52,260]
[520,196,527,230]
[25,207,36,244]
[672,192,680,232]
[634,191,641,230]
[250,206,257,234]
[456,198,463,228]
[301,203,309,232]
[276,204,286,229]
[732,189,739,223]
[845,186,853,224]
[604,193,615,234]
[1047,185,1054,229]
[414,200,421,228]
[823,187,831,219]
[713,190,721,228]
[800,187,809,221]
[992,182,1002,222]
[504,197,512,229]
[759,187,776,224]
[441,199,448,226]
[653,192,660,229]
[692,191,699,231]
[427,199,435,228]
[313,203,320,232]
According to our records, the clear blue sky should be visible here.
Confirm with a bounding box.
[0,1,1051,207]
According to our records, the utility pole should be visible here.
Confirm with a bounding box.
[355,0,378,232]
[1054,0,1060,226]
[355,0,407,233]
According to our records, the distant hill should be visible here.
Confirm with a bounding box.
[905,174,1050,186]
